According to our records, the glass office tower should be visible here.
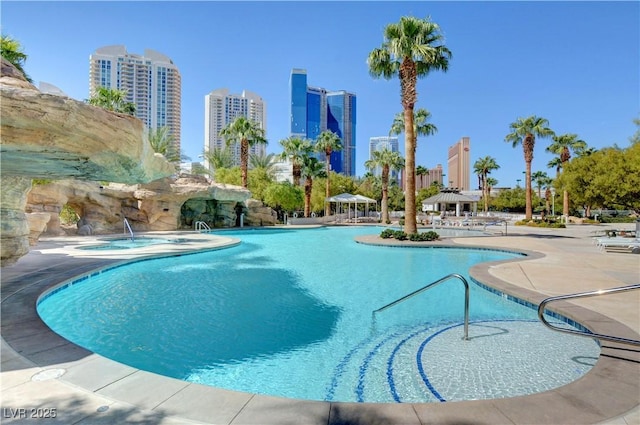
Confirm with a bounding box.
[289,69,356,176]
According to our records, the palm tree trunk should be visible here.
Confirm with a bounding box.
[324,153,331,217]
[523,134,534,220]
[240,139,249,188]
[304,177,312,217]
[483,174,488,212]
[293,164,301,186]
[404,107,417,233]
[382,166,389,223]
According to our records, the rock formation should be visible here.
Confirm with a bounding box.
[1,58,175,265]
[26,175,277,239]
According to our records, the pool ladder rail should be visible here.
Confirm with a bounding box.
[373,273,470,341]
[123,218,134,242]
[195,221,211,232]
[538,283,640,346]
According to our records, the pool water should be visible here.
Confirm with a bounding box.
[37,226,599,402]
[78,237,176,250]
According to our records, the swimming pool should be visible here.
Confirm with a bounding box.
[37,226,599,403]
[78,237,180,250]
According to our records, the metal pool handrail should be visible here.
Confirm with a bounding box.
[372,273,470,340]
[537,284,640,346]
[195,221,211,232]
[123,218,134,242]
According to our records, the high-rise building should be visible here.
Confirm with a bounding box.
[89,45,182,152]
[290,69,356,176]
[368,136,400,181]
[400,164,444,191]
[204,89,266,169]
[447,137,470,190]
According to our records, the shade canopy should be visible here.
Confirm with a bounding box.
[326,193,377,222]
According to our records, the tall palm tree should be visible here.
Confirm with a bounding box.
[390,108,438,189]
[473,156,500,212]
[531,170,550,199]
[314,130,343,216]
[219,116,267,188]
[368,16,451,234]
[485,177,498,199]
[203,147,234,174]
[301,156,325,217]
[280,136,313,186]
[1,35,32,82]
[505,115,555,220]
[147,126,180,164]
[365,148,405,224]
[546,133,587,217]
[87,86,136,116]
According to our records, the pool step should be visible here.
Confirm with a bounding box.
[325,319,598,403]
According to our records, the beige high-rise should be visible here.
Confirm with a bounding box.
[204,89,266,169]
[89,45,182,153]
[447,137,470,190]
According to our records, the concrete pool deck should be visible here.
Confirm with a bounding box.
[1,224,638,424]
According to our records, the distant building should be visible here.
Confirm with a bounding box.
[89,45,182,152]
[204,88,266,169]
[400,164,444,191]
[417,164,444,190]
[368,136,399,181]
[447,136,470,190]
[290,69,356,176]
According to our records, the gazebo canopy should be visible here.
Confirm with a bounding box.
[326,193,377,222]
[327,193,377,204]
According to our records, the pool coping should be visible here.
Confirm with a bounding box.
[2,227,639,424]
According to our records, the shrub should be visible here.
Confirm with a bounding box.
[393,230,407,240]
[515,219,566,229]
[408,231,440,242]
[380,229,395,239]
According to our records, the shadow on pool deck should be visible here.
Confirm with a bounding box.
[1,226,639,424]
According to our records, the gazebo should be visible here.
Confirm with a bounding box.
[421,190,478,217]
[326,193,378,223]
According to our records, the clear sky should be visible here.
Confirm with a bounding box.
[3,1,639,188]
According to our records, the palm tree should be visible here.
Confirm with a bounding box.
[368,16,452,234]
[505,115,555,220]
[301,156,325,217]
[203,147,234,174]
[365,148,405,224]
[485,177,498,199]
[1,35,32,82]
[147,126,180,164]
[473,156,500,212]
[280,136,313,186]
[219,116,267,188]
[87,86,136,116]
[531,170,550,199]
[314,130,343,216]
[546,133,587,217]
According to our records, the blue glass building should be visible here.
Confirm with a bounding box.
[290,69,356,176]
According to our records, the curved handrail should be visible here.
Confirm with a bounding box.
[373,273,470,340]
[195,221,211,232]
[123,218,134,242]
[537,284,640,346]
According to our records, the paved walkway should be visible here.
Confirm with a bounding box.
[1,225,639,424]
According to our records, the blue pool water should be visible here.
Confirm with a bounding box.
[37,226,599,402]
[78,237,178,250]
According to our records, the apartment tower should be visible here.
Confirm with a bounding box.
[290,69,356,176]
[204,89,266,169]
[89,45,182,152]
[447,137,470,190]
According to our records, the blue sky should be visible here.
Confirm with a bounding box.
[3,1,639,188]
